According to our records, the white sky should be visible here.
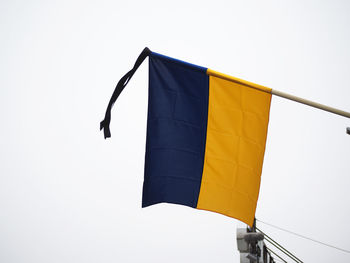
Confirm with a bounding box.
[1,0,350,262]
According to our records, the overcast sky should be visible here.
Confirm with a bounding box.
[1,0,350,262]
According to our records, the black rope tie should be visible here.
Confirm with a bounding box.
[100,47,151,139]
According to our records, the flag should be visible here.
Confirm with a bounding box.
[101,48,271,226]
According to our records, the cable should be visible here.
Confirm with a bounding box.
[257,227,303,263]
[266,247,288,263]
[257,219,350,254]
[263,235,302,263]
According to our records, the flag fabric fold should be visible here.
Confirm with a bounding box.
[101,48,271,226]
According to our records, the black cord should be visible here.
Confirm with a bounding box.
[100,47,151,139]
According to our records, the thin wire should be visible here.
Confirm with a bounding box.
[264,237,300,263]
[257,219,350,254]
[257,227,303,263]
[264,238,298,263]
[266,247,288,263]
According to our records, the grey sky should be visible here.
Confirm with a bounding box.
[1,0,350,262]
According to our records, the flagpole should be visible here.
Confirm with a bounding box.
[271,89,350,119]
[206,69,350,119]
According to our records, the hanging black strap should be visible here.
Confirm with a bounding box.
[100,47,151,139]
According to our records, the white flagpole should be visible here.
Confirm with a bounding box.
[271,89,350,119]
[206,69,350,119]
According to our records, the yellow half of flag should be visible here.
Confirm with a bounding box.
[197,69,271,225]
